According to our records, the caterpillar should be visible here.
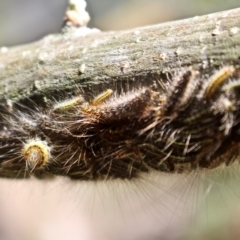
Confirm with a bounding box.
[0,66,240,180]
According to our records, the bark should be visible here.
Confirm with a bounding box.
[0,8,240,105]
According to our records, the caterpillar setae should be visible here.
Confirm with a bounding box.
[0,66,240,180]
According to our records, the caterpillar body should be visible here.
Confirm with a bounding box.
[1,67,240,180]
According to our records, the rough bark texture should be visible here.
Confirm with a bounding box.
[0,8,240,104]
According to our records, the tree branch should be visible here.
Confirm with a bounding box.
[1,8,240,179]
[0,8,240,104]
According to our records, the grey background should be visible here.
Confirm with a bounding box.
[0,0,239,46]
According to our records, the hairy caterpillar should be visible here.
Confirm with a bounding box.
[0,66,240,180]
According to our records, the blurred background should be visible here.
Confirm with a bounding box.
[0,0,239,46]
[1,1,240,240]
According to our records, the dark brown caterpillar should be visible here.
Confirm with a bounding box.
[0,66,240,180]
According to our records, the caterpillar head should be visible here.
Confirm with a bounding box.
[22,139,51,170]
